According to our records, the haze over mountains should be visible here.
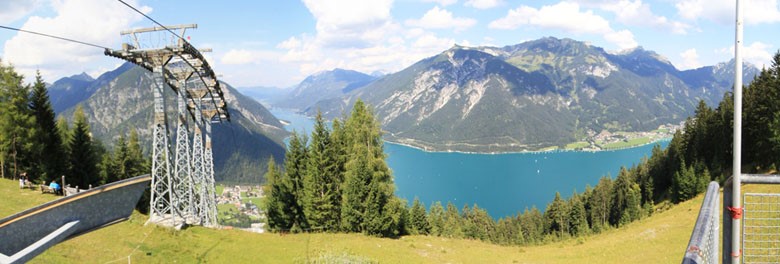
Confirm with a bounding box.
[268,37,758,152]
[49,62,287,184]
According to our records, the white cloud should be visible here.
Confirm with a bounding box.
[405,6,477,32]
[220,49,281,65]
[0,0,41,24]
[676,0,780,25]
[464,0,503,9]
[599,0,690,34]
[2,0,152,82]
[303,0,394,49]
[679,48,702,70]
[489,2,638,49]
[423,0,457,6]
[718,42,774,68]
[277,0,458,81]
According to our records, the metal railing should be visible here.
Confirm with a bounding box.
[743,193,780,263]
[683,182,721,264]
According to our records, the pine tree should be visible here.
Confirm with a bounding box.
[99,135,126,184]
[125,129,148,178]
[340,100,399,236]
[408,197,430,235]
[67,105,99,188]
[263,157,294,231]
[520,207,544,244]
[544,192,568,235]
[428,201,445,236]
[304,111,341,231]
[29,71,65,183]
[0,62,36,180]
[610,167,633,226]
[442,202,463,238]
[588,176,612,232]
[568,192,589,236]
[284,131,309,231]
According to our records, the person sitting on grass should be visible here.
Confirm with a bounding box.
[49,180,61,195]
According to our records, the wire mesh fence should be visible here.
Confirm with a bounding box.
[683,182,720,264]
[743,193,780,263]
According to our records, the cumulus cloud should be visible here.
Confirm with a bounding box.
[2,0,152,82]
[718,42,774,68]
[489,2,638,49]
[679,48,702,70]
[676,0,780,25]
[278,0,457,81]
[464,0,503,9]
[422,0,457,6]
[0,1,41,24]
[600,0,690,34]
[405,6,477,32]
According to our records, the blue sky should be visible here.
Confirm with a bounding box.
[0,0,779,88]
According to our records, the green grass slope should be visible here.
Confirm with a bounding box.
[2,178,775,263]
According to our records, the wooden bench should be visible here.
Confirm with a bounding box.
[40,185,56,194]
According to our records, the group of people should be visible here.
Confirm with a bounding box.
[18,172,62,195]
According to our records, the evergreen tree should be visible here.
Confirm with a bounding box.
[341,142,371,232]
[588,176,613,232]
[29,71,65,183]
[67,105,99,188]
[610,167,634,226]
[568,192,589,236]
[125,129,148,178]
[262,157,294,231]
[672,162,706,202]
[428,201,445,236]
[0,62,36,179]
[284,131,309,231]
[520,207,544,244]
[303,111,341,231]
[408,197,430,235]
[544,192,569,235]
[340,100,399,236]
[56,117,71,149]
[442,202,463,238]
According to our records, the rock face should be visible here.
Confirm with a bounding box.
[305,37,758,152]
[54,62,287,184]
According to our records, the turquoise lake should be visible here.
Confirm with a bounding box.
[271,108,669,219]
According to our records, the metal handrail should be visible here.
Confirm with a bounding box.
[683,182,721,264]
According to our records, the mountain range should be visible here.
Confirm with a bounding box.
[51,63,288,184]
[282,37,758,152]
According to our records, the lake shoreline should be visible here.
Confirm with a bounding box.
[384,137,672,155]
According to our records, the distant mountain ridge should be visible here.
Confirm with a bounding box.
[53,62,287,184]
[296,37,758,152]
[274,68,377,111]
[48,63,134,113]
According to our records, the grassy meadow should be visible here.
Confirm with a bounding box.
[1,177,778,263]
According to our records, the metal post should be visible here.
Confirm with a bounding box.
[148,65,178,227]
[731,0,744,262]
[203,115,218,227]
[173,81,194,224]
[191,93,206,225]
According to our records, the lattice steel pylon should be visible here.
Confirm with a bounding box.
[190,92,206,225]
[202,108,219,227]
[173,77,194,224]
[105,24,229,229]
[150,65,178,227]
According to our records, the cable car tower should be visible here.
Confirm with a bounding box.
[105,24,229,228]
